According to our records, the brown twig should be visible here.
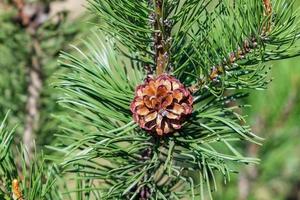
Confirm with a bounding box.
[153,0,171,76]
[154,0,166,75]
[13,0,30,26]
[23,35,43,164]
[189,37,258,93]
[263,0,272,16]
[12,0,49,165]
[263,0,273,34]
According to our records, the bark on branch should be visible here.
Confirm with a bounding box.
[23,36,43,164]
[153,0,172,76]
[13,0,49,165]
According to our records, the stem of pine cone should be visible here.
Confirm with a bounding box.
[153,0,168,76]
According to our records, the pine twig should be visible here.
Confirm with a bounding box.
[190,0,273,93]
[154,0,166,75]
[153,0,171,76]
[189,37,259,93]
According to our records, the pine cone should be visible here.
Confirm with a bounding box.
[130,74,193,136]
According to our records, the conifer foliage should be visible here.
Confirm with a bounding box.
[0,112,60,200]
[0,0,300,199]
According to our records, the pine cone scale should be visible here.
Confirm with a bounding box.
[145,111,157,122]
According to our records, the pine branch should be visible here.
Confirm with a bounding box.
[190,0,288,94]
[49,0,300,199]
[53,31,263,199]
[174,0,300,96]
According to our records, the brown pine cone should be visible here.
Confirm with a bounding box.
[130,74,193,136]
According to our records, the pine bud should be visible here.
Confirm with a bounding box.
[12,179,24,200]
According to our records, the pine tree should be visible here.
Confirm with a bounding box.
[1,0,300,199]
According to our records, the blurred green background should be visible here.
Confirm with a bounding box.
[213,57,300,200]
